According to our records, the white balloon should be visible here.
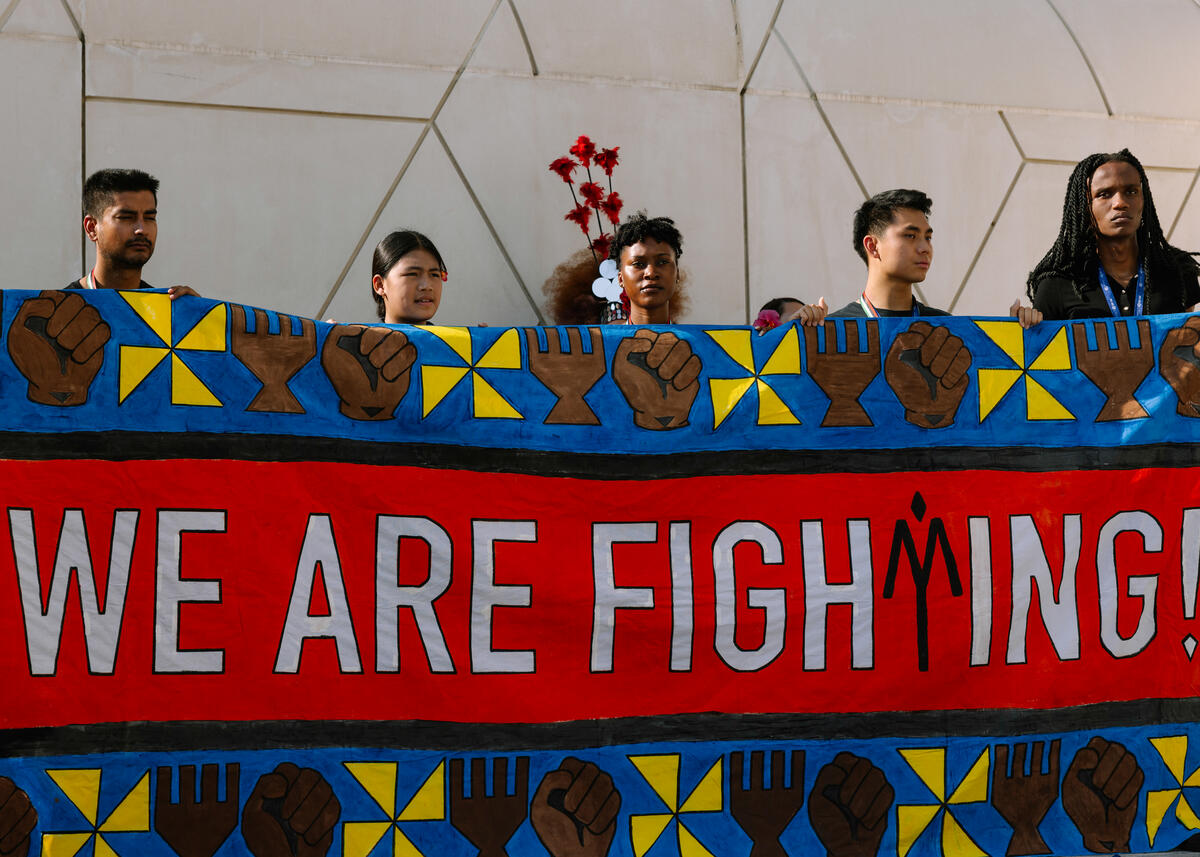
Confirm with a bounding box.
[599,259,617,278]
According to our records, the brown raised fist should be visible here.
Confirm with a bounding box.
[612,329,701,430]
[525,327,606,425]
[0,776,36,857]
[155,764,240,857]
[808,752,892,857]
[884,321,970,429]
[531,757,620,857]
[232,306,317,413]
[1073,320,1152,421]
[449,756,529,857]
[241,763,339,857]
[8,290,110,405]
[805,322,880,427]
[992,741,1059,856]
[1063,737,1142,853]
[730,750,804,857]
[321,324,416,420]
[1159,315,1200,417]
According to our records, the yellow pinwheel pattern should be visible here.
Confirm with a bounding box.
[1147,736,1200,846]
[705,327,802,429]
[118,293,227,406]
[974,321,1074,422]
[895,747,989,857]
[342,760,446,857]
[627,753,723,857]
[41,768,150,857]
[420,327,523,419]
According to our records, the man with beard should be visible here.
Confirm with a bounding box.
[69,168,197,297]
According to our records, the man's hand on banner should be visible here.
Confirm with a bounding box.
[884,321,971,429]
[1062,736,1142,853]
[805,322,881,427]
[232,306,317,414]
[729,750,805,857]
[531,757,620,857]
[450,757,529,857]
[0,776,36,857]
[1158,315,1200,417]
[613,330,701,430]
[8,290,110,406]
[321,324,416,420]
[1073,320,1152,421]
[808,752,892,857]
[241,763,339,857]
[155,764,240,857]
[991,741,1060,857]
[525,327,606,425]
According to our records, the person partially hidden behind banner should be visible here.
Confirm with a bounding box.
[1023,148,1200,321]
[830,189,947,319]
[69,168,198,298]
[370,229,447,324]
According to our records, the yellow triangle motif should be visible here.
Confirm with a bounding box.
[424,327,473,364]
[629,755,680,811]
[709,378,755,429]
[171,355,222,407]
[342,821,391,857]
[93,837,120,857]
[472,374,522,419]
[948,748,989,804]
[345,762,397,817]
[1028,326,1070,371]
[121,292,172,345]
[175,303,227,351]
[899,748,946,801]
[977,369,1022,421]
[99,771,150,832]
[679,758,723,813]
[1186,766,1200,788]
[119,346,169,403]
[941,810,988,856]
[1178,794,1200,832]
[1024,376,1074,421]
[1153,737,1188,784]
[476,328,521,370]
[1147,789,1178,846]
[756,379,800,425]
[394,828,425,857]
[760,326,801,375]
[48,769,102,826]
[975,321,1024,366]
[41,832,93,857]
[706,330,756,373]
[421,365,469,417]
[896,804,940,857]
[678,820,717,857]
[630,814,673,857]
[397,762,445,821]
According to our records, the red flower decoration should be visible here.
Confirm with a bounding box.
[549,157,576,184]
[600,192,623,225]
[579,182,604,207]
[753,309,781,332]
[594,147,620,175]
[569,135,596,166]
[591,233,613,259]
[565,204,592,235]
[620,291,631,316]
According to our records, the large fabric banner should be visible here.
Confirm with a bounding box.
[3,289,1200,856]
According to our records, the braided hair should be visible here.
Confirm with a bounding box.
[1026,149,1199,305]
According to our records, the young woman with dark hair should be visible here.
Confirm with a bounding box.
[371,230,447,324]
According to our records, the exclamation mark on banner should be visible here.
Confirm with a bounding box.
[1182,508,1200,659]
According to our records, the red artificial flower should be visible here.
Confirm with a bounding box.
[591,233,613,259]
[579,182,604,207]
[569,135,596,166]
[565,204,592,235]
[620,290,631,316]
[549,157,576,184]
[600,192,623,225]
[594,147,620,175]
[753,309,781,332]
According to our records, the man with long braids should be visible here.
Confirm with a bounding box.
[1027,149,1200,320]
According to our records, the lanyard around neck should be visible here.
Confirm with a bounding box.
[85,268,98,289]
[859,293,918,318]
[1096,262,1145,317]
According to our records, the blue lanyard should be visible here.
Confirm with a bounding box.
[1096,262,1144,317]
